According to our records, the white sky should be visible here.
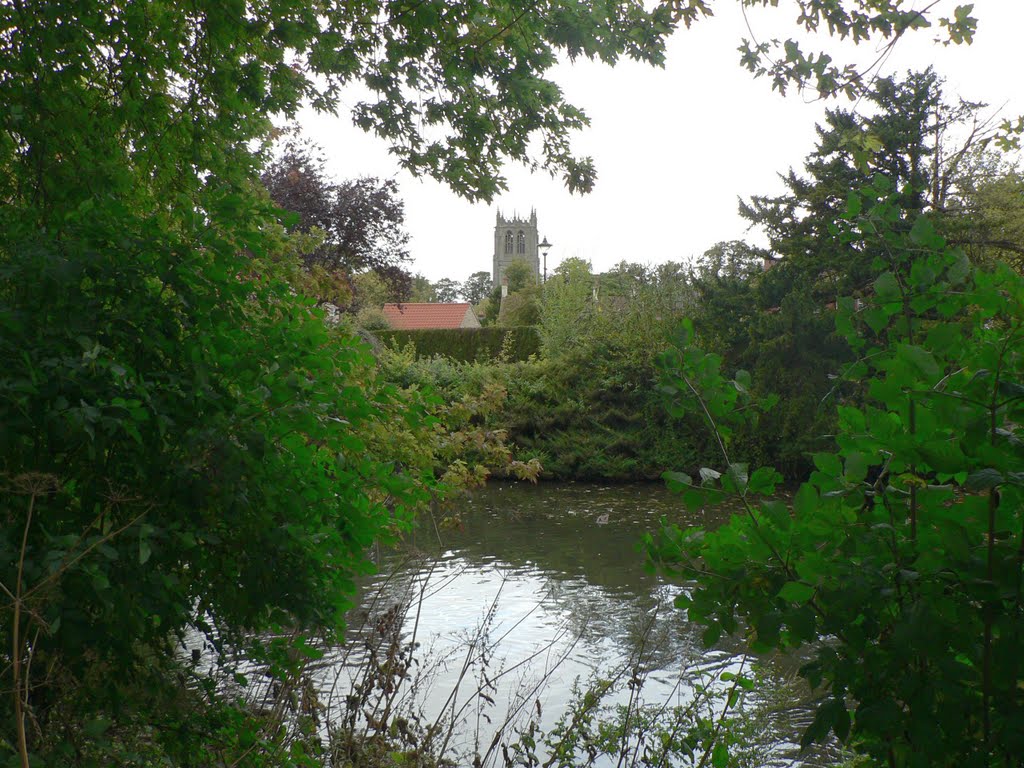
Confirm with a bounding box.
[299,0,1023,283]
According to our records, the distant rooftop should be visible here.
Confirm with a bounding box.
[381,302,480,330]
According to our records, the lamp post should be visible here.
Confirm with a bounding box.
[539,236,552,282]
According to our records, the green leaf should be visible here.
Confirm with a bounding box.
[846,192,862,217]
[802,698,845,748]
[793,484,818,518]
[663,470,693,491]
[832,700,851,742]
[863,307,890,333]
[725,462,749,492]
[918,441,966,474]
[702,623,721,646]
[813,452,842,477]
[965,468,1003,491]
[909,214,942,248]
[748,466,782,495]
[844,452,868,484]
[761,499,791,530]
[897,344,942,382]
[778,581,815,604]
[874,271,900,301]
[712,742,729,768]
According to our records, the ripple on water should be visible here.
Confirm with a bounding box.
[326,483,838,767]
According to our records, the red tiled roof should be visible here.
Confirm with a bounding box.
[381,302,477,330]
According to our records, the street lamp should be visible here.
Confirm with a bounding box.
[539,236,552,282]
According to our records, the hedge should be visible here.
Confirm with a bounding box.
[375,326,541,362]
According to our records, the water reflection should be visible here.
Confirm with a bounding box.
[325,482,830,767]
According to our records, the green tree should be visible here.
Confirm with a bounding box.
[480,284,503,326]
[711,71,998,476]
[745,70,942,300]
[686,241,767,361]
[0,0,679,762]
[498,287,542,326]
[652,181,1024,767]
[539,258,596,352]
[409,273,438,302]
[351,268,404,310]
[500,256,704,479]
[462,271,494,305]
[947,161,1024,273]
[433,277,462,303]
[503,258,538,293]
[553,256,595,281]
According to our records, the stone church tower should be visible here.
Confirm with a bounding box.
[493,209,539,287]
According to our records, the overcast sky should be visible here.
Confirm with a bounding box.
[298,0,1023,283]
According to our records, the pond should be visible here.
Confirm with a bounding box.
[320,482,838,767]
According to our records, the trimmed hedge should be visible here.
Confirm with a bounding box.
[375,326,540,362]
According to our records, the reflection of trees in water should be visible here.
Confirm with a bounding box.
[346,483,748,691]
[412,483,720,595]
[320,484,836,766]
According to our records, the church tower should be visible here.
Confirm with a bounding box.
[493,209,540,287]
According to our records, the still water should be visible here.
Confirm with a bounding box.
[323,482,833,767]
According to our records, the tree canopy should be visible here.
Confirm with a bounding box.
[462,271,494,305]
[261,137,413,299]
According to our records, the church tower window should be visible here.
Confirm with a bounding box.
[517,231,526,254]
[505,231,513,254]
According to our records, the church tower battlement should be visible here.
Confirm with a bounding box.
[493,208,540,287]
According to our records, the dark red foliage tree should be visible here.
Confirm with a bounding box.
[261,138,412,302]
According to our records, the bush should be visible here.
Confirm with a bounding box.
[355,305,392,330]
[375,326,540,362]
[650,188,1024,766]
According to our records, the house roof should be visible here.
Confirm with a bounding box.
[381,302,477,330]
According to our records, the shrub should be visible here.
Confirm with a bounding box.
[375,327,540,362]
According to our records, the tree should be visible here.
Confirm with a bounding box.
[261,137,412,301]
[433,277,462,303]
[350,269,403,310]
[480,285,503,326]
[498,287,542,326]
[409,273,438,302]
[744,69,1004,297]
[504,258,538,293]
[553,257,594,281]
[686,241,767,360]
[720,71,1001,475]
[964,169,1024,272]
[653,184,1024,767]
[942,154,1024,273]
[0,0,664,761]
[462,271,494,305]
